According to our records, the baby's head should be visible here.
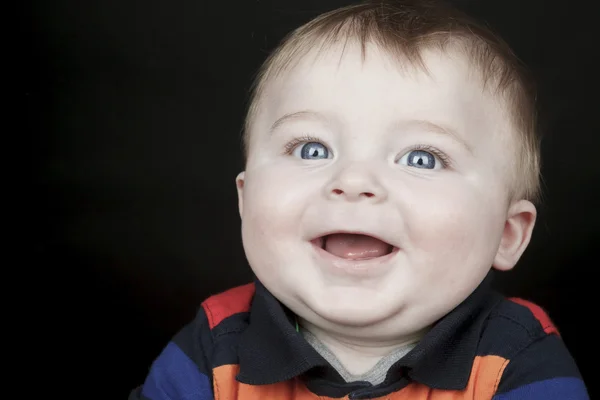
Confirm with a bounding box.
[235,0,540,340]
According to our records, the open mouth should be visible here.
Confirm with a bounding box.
[311,232,395,261]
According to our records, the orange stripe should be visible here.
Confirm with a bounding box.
[509,297,560,336]
[212,355,508,399]
[213,364,336,399]
[385,355,508,399]
[202,283,256,329]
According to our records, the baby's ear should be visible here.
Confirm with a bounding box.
[235,172,245,217]
[493,199,537,271]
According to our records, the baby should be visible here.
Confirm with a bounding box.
[130,0,589,399]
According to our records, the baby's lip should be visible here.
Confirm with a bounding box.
[309,231,400,275]
[309,230,398,249]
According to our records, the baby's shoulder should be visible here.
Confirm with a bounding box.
[478,296,560,358]
[200,282,256,330]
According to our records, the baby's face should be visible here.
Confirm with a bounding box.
[237,43,520,337]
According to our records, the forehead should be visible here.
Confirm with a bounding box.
[252,41,511,153]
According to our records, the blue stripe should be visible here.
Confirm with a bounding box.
[141,341,213,400]
[493,377,589,400]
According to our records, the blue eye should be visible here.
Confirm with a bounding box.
[295,142,329,159]
[397,149,441,170]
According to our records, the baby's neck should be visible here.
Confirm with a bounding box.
[300,320,426,377]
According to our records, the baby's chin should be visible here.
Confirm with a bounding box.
[296,294,439,344]
[292,287,407,329]
[257,269,413,329]
[313,308,391,328]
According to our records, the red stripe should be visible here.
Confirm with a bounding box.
[509,297,560,336]
[202,283,256,329]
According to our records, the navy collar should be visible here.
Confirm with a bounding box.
[236,272,501,397]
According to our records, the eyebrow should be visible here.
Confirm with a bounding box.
[269,110,329,135]
[397,119,473,154]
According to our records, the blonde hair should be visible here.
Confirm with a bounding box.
[242,0,542,204]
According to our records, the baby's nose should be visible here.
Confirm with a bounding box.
[325,165,388,203]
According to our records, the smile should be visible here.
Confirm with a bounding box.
[309,232,400,275]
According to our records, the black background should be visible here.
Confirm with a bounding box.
[28,0,596,398]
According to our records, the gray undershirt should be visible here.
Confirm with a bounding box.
[300,327,417,385]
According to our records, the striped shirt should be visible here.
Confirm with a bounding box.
[130,274,588,399]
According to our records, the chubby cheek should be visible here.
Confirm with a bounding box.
[243,167,310,231]
[402,181,504,287]
[240,167,316,273]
